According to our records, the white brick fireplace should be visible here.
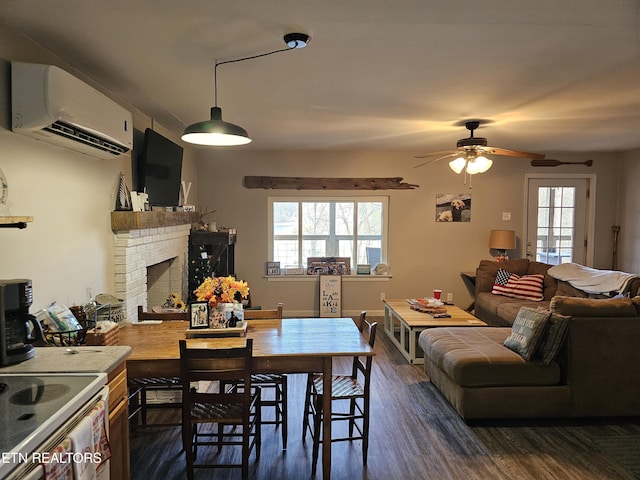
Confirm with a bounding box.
[113,224,190,323]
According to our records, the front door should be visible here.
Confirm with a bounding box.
[525,176,592,265]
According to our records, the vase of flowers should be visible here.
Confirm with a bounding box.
[193,276,249,328]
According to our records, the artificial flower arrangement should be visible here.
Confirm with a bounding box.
[193,276,250,308]
[163,292,186,312]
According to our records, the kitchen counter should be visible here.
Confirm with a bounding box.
[0,345,131,374]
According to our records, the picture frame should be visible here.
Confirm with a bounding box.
[190,302,210,329]
[356,264,371,275]
[266,261,281,276]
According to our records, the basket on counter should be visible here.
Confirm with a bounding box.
[90,293,125,326]
[85,322,119,346]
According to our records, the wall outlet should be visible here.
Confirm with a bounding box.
[380,292,385,301]
[447,292,453,303]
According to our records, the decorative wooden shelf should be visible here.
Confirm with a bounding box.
[111,211,201,231]
[0,216,34,229]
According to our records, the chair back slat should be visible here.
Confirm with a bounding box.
[243,302,284,320]
[138,305,188,321]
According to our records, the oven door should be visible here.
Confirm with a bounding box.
[5,386,110,480]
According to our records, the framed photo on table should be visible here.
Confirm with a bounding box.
[190,302,210,329]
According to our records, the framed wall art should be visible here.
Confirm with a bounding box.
[319,275,342,317]
[436,193,471,222]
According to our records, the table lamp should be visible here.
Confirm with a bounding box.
[489,229,516,262]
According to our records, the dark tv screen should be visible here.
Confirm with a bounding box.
[136,128,183,207]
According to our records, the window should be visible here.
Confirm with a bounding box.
[268,196,388,271]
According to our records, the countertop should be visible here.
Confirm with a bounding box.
[0,346,131,374]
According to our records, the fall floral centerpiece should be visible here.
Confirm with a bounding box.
[193,276,250,308]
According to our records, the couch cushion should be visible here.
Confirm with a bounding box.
[503,307,551,360]
[550,295,639,317]
[495,300,551,324]
[527,261,558,300]
[492,268,545,301]
[419,327,562,388]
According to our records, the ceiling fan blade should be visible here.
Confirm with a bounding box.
[531,159,594,167]
[413,152,458,168]
[482,146,546,160]
[413,150,453,159]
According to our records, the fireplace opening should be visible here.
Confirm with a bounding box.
[146,258,184,310]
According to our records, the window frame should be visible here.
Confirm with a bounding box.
[267,195,389,274]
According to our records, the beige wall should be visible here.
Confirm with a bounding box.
[194,149,623,315]
[618,149,640,273]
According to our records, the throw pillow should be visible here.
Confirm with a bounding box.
[503,306,551,360]
[492,268,545,301]
[537,313,570,365]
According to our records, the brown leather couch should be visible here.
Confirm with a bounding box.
[418,260,640,421]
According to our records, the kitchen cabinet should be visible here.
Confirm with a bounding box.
[107,361,130,480]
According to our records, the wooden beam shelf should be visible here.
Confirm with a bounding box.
[111,211,201,231]
[243,176,419,190]
[0,216,34,229]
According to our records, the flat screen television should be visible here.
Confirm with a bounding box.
[134,128,183,207]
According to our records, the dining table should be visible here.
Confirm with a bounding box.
[119,316,375,480]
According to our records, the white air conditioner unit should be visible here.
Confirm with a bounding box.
[11,62,133,159]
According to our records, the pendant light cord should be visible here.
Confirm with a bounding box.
[213,45,295,106]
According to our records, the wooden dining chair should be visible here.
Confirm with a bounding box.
[305,319,378,476]
[179,339,261,480]
[240,303,288,450]
[128,306,189,427]
[301,310,367,439]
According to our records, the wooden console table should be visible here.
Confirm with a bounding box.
[383,299,486,364]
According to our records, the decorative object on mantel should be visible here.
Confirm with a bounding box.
[243,176,419,190]
[115,172,132,211]
[531,159,593,167]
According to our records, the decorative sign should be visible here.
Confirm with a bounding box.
[266,261,281,276]
[319,275,342,317]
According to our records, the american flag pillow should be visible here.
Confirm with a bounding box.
[492,268,545,301]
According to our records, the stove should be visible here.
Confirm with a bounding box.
[0,373,107,478]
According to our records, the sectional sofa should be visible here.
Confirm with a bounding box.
[418,259,640,421]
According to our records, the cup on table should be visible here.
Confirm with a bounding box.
[433,289,442,300]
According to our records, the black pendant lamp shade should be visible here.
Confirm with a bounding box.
[181,32,310,147]
[182,106,251,146]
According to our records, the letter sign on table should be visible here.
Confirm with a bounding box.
[319,275,342,317]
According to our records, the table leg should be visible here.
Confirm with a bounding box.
[322,356,332,479]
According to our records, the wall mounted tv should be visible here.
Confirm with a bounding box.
[134,128,183,207]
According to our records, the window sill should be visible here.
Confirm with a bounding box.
[264,274,392,282]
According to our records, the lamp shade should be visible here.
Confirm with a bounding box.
[466,155,493,174]
[449,156,467,174]
[489,229,516,250]
[181,107,252,146]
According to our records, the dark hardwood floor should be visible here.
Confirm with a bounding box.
[129,317,640,479]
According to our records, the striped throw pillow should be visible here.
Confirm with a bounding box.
[492,268,545,301]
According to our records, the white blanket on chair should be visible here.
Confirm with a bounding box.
[548,263,638,295]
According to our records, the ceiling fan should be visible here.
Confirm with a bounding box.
[414,120,546,174]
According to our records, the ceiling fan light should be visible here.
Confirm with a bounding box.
[182,107,252,146]
[449,157,467,174]
[467,155,493,174]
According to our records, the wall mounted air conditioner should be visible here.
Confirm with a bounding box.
[11,62,133,159]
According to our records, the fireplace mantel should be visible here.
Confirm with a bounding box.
[111,211,201,231]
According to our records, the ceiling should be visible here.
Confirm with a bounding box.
[2,0,640,156]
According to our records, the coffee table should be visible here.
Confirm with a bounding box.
[383,299,487,364]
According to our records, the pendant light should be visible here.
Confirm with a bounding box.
[182,32,310,147]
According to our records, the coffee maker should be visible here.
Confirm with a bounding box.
[0,279,42,366]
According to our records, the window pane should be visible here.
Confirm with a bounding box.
[273,202,298,235]
[274,240,298,266]
[358,202,382,235]
[302,239,326,262]
[302,202,330,235]
[335,202,354,235]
